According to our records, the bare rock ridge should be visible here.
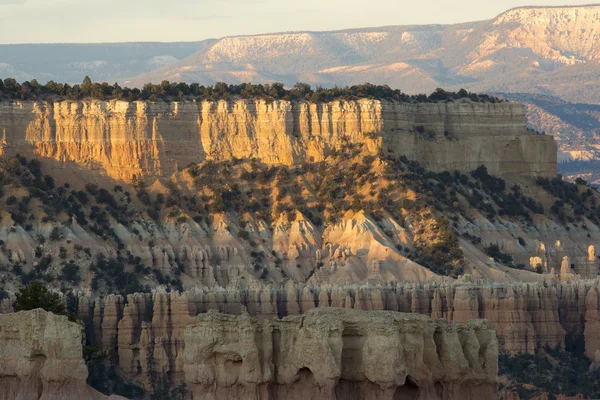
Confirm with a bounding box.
[9,281,593,385]
[184,308,498,400]
[0,99,556,181]
[0,309,125,400]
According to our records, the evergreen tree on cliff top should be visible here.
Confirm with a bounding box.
[15,280,66,315]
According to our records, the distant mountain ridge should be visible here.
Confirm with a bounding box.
[2,5,600,104]
[0,41,214,84]
[123,4,600,103]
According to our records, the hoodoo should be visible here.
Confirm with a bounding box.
[183,308,498,400]
[4,1,600,399]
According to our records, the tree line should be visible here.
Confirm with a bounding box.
[0,76,505,103]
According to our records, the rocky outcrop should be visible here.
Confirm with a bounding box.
[71,281,589,382]
[0,309,125,400]
[183,308,498,400]
[0,306,497,400]
[8,281,600,397]
[0,99,556,181]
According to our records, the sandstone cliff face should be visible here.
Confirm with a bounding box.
[183,308,498,400]
[0,309,125,400]
[0,99,556,181]
[68,281,600,383]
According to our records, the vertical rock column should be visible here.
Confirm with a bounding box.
[481,286,536,353]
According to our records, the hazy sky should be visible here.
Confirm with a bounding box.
[0,0,594,44]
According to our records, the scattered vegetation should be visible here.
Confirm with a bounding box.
[468,166,543,220]
[90,255,150,296]
[0,139,572,281]
[499,329,600,398]
[536,175,598,224]
[1,135,591,283]
[0,154,134,240]
[413,218,465,277]
[185,143,554,276]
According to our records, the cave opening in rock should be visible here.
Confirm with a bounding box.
[30,353,48,368]
[393,376,419,400]
[294,367,318,393]
[297,367,316,383]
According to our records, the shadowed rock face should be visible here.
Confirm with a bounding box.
[182,308,498,400]
[0,307,497,400]
[0,309,125,400]
[54,282,582,386]
[0,99,556,181]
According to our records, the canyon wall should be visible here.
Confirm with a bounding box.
[32,280,598,385]
[0,99,557,181]
[183,308,498,400]
[0,309,124,400]
[0,306,497,400]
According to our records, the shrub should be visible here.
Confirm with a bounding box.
[60,263,81,285]
[471,165,505,192]
[85,183,98,195]
[96,188,118,209]
[49,227,61,241]
[484,243,513,265]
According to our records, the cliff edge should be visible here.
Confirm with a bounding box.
[183,307,498,400]
[0,99,556,181]
[0,309,126,400]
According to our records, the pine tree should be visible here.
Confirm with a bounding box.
[81,76,92,96]
[15,281,66,315]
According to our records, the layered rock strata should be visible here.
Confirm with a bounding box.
[0,99,556,181]
[55,281,600,382]
[183,308,498,400]
[0,309,124,400]
[6,281,600,396]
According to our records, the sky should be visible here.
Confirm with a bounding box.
[0,0,595,44]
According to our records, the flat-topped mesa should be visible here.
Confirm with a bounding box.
[183,308,498,400]
[0,99,557,181]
